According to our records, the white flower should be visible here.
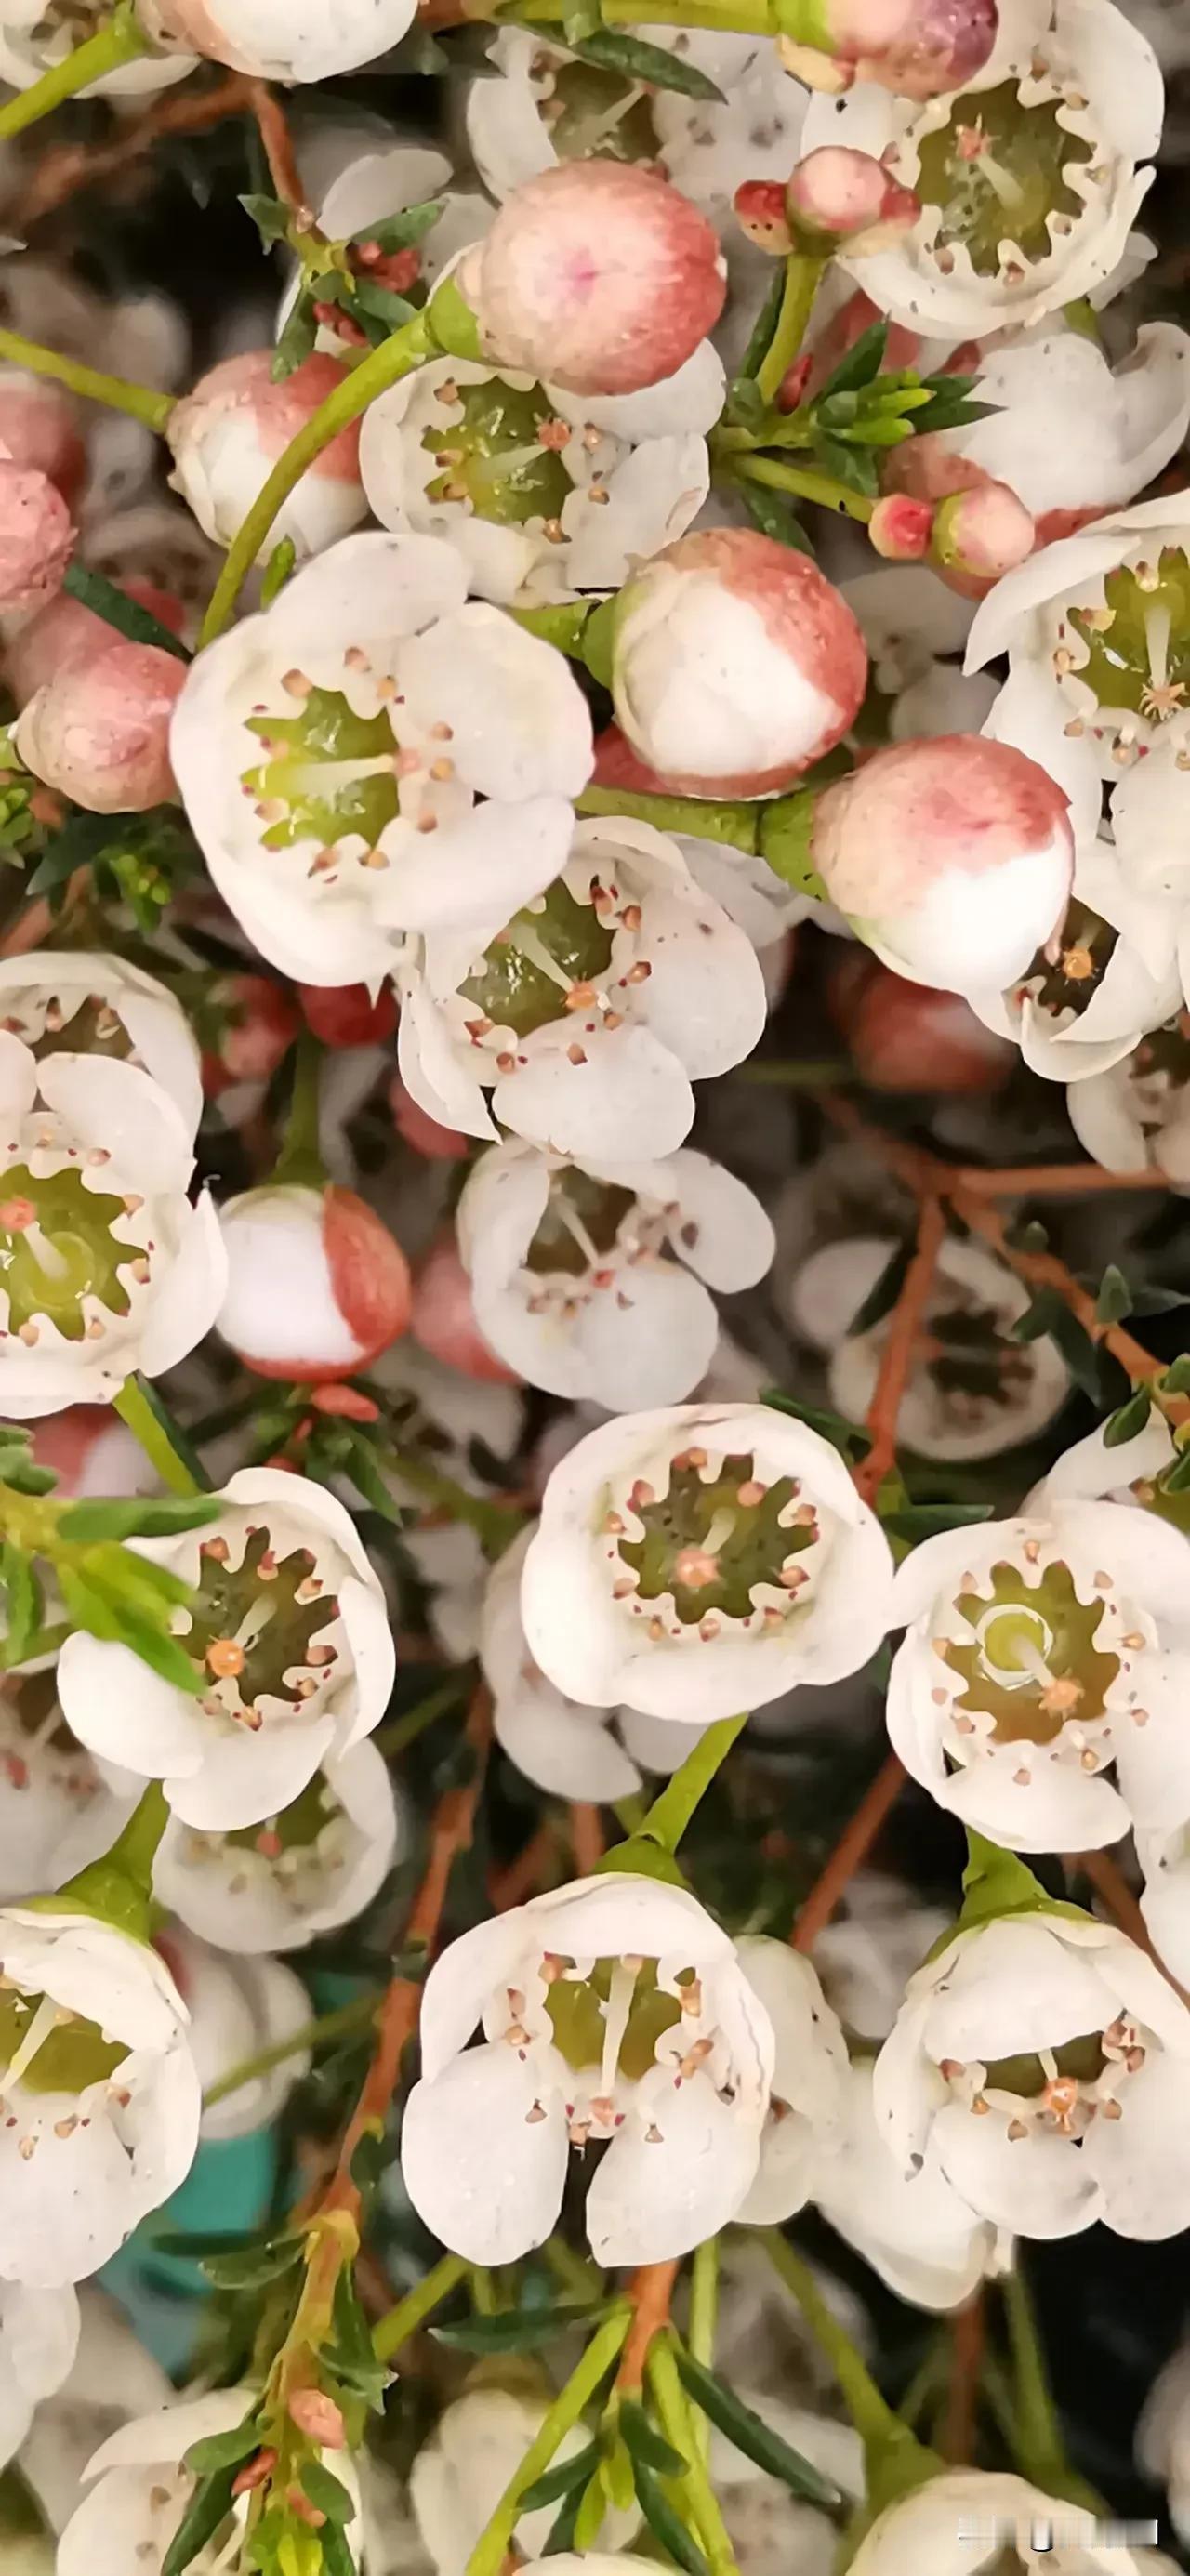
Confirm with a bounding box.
[401,1872,776,2265]
[15,2285,171,2536]
[800,0,1162,338]
[396,815,766,1161]
[158,1928,311,2141]
[166,352,368,565]
[0,1035,226,1418]
[813,2058,1010,2310]
[57,1468,395,1833]
[1032,1407,1178,1513]
[0,2282,78,2471]
[734,1937,850,2225]
[411,2387,640,2569]
[0,1696,126,1906]
[58,2388,363,2576]
[466,28,807,222]
[152,1739,403,1954]
[841,565,998,744]
[849,2466,1174,2576]
[0,952,202,1141]
[811,1872,951,2042]
[521,1401,895,1726]
[969,829,1183,1084]
[140,0,416,81]
[0,1906,200,2286]
[169,531,592,990]
[887,1499,1190,1851]
[874,1908,1190,2239]
[1068,1025,1190,1185]
[458,1137,774,1407]
[1138,1819,1190,1994]
[483,1527,710,1804]
[0,0,193,95]
[913,320,1190,539]
[360,346,722,608]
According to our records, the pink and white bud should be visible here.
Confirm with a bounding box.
[930,481,1036,586]
[456,162,726,399]
[808,733,1074,997]
[611,527,867,797]
[410,1231,520,1385]
[777,0,998,99]
[0,464,73,614]
[868,493,933,561]
[201,974,301,1100]
[139,0,418,83]
[217,1181,412,1380]
[828,949,1014,1091]
[14,638,185,813]
[389,1076,469,1163]
[166,352,366,563]
[0,368,86,505]
[297,980,397,1050]
[734,179,793,257]
[5,575,187,706]
[785,148,919,253]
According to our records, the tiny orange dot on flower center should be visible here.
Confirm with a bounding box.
[205,1638,246,1680]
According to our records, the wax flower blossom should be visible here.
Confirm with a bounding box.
[0,2283,78,2471]
[457,1137,775,1407]
[0,950,203,1143]
[0,465,73,616]
[215,1180,412,1380]
[968,830,1183,1084]
[15,636,187,817]
[812,2058,1011,2309]
[1067,1020,1190,1183]
[731,1935,850,2226]
[161,1929,311,2142]
[57,2388,362,2576]
[0,1905,199,2286]
[847,2469,1170,2576]
[139,0,419,83]
[411,2387,641,2569]
[56,1469,395,1833]
[395,815,766,1163]
[840,563,998,742]
[400,1872,777,2264]
[0,1032,225,1418]
[358,343,724,608]
[0,1692,123,1907]
[800,0,1163,337]
[165,351,368,563]
[152,1739,403,1954]
[170,530,592,990]
[521,1400,895,1724]
[780,0,998,98]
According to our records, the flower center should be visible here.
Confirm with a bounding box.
[915,1291,1035,1419]
[462,879,615,1039]
[0,1164,133,1341]
[0,1986,124,2095]
[944,2013,1146,2139]
[537,58,660,165]
[1,993,135,1066]
[525,1169,637,1277]
[1065,549,1190,735]
[225,1768,342,1862]
[181,1526,339,1725]
[942,1559,1119,1744]
[913,80,1092,275]
[1021,897,1117,1021]
[242,684,399,853]
[545,1956,686,2080]
[615,1449,818,1630]
[422,378,574,529]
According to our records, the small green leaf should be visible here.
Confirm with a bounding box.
[349,277,417,329]
[569,25,724,94]
[761,1389,872,1462]
[812,430,879,495]
[60,562,190,663]
[318,2524,358,2576]
[1131,1285,1190,1315]
[348,198,443,252]
[846,1241,911,1338]
[239,190,291,244]
[1095,1263,1133,1326]
[675,2352,843,2506]
[632,2461,710,2575]
[432,2301,615,2354]
[300,2461,354,2524]
[1162,1447,1190,1493]
[735,267,786,386]
[882,1501,996,1542]
[1164,1354,1190,1394]
[1011,1288,1103,1401]
[57,1496,220,1543]
[201,2236,305,2291]
[271,294,318,381]
[1102,1387,1154,1448]
[519,2445,602,2513]
[542,2484,587,2556]
[161,2466,237,2576]
[816,319,888,399]
[0,1543,40,1664]
[619,2399,686,2479]
[183,2418,262,2477]
[738,480,815,554]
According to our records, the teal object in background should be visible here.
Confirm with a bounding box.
[100,2130,279,2377]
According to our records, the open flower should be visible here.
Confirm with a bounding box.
[0,950,203,1143]
[521,1400,894,1724]
[849,2468,1170,2576]
[840,564,998,745]
[886,1499,1190,1850]
[215,1181,412,1380]
[412,2387,640,2569]
[813,2058,1011,2308]
[0,2283,78,2472]
[396,814,766,1160]
[0,1034,225,1417]
[401,1871,776,2264]
[968,828,1183,1082]
[152,1739,402,1954]
[359,345,722,607]
[166,351,368,563]
[734,1938,850,2224]
[170,530,592,989]
[0,1906,199,2286]
[57,1468,395,1833]
[874,1908,1190,2238]
[0,1690,125,1906]
[800,0,1162,337]
[1067,1020,1190,1183]
[812,1873,950,2042]
[458,1137,774,1407]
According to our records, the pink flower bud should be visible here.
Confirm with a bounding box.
[411,1231,520,1384]
[868,493,933,561]
[778,0,998,99]
[297,980,398,1050]
[286,2387,346,2450]
[734,179,793,256]
[930,480,1035,584]
[166,351,366,561]
[389,1075,470,1162]
[217,1181,412,1380]
[808,733,1074,996]
[785,148,919,252]
[5,578,187,706]
[828,949,1014,1091]
[0,464,73,614]
[0,368,86,505]
[14,639,184,812]
[460,163,726,398]
[611,528,867,797]
[201,973,301,1098]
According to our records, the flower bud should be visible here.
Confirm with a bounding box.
[297,981,397,1050]
[828,949,1014,1091]
[389,1076,469,1162]
[217,1181,412,1380]
[785,147,919,253]
[0,465,73,614]
[201,973,301,1099]
[776,0,998,99]
[0,367,86,505]
[139,0,418,82]
[14,639,185,813]
[868,493,933,561]
[410,1231,520,1383]
[166,352,366,563]
[734,179,793,256]
[804,733,1074,996]
[611,528,867,797]
[5,577,187,706]
[455,163,726,399]
[930,480,1036,585]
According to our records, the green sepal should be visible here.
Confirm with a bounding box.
[426,273,482,362]
[758,788,826,898]
[594,1836,690,1889]
[26,1780,169,1945]
[579,594,616,688]
[919,1830,1099,1962]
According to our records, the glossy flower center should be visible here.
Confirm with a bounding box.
[615,1448,818,1629]
[1023,897,1117,1021]
[243,684,399,853]
[914,81,1092,275]
[1065,549,1190,733]
[545,1956,686,2079]
[422,378,573,529]
[226,1768,342,1862]
[0,1163,132,1341]
[525,1169,636,1277]
[462,880,614,1039]
[538,59,660,165]
[183,1526,339,1724]
[942,1558,1119,1743]
[943,2011,1147,2139]
[0,1985,124,2095]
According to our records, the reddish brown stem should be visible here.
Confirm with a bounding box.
[953,1163,1170,1199]
[1075,1848,1190,2004]
[616,2257,681,2392]
[792,1752,906,1954]
[953,1189,1170,1394]
[570,1803,604,1875]
[853,1193,946,1506]
[940,2291,985,2464]
[245,77,311,220]
[490,1821,560,1910]
[13,71,256,228]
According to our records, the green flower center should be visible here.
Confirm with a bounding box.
[983,2030,1105,2100]
[181,1526,339,1720]
[616,1450,818,1629]
[1024,898,1117,1019]
[942,1558,1119,1744]
[545,1957,687,2080]
[1067,549,1190,725]
[243,684,399,854]
[0,1986,125,2095]
[422,379,574,529]
[225,1769,342,1859]
[0,1163,132,1341]
[914,81,1091,274]
[541,59,660,165]
[461,880,614,1039]
[526,1169,636,1277]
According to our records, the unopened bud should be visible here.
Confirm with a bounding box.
[775,0,998,99]
[931,481,1035,583]
[166,351,367,564]
[217,1181,412,1380]
[0,464,73,614]
[14,640,184,813]
[868,493,933,561]
[734,178,793,256]
[828,950,1015,1091]
[786,148,919,253]
[286,2387,346,2449]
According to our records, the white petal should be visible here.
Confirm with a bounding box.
[401,2046,567,2262]
[587,2075,761,2264]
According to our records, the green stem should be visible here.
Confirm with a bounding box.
[470,2264,498,2315]
[113,1375,203,1498]
[46,1778,169,1941]
[648,2335,738,2573]
[202,1991,381,2109]
[688,2239,719,2465]
[541,2235,604,2304]
[465,2305,631,2576]
[631,1712,747,1856]
[733,454,875,526]
[273,1028,324,1189]
[372,2252,470,2364]
[199,312,432,645]
[0,326,174,430]
[756,255,826,406]
[575,783,760,852]
[1001,2266,1103,2511]
[760,2232,940,2505]
[373,1672,472,1759]
[385,1448,525,1556]
[0,7,153,141]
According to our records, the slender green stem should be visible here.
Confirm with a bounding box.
[575,783,760,852]
[0,326,174,430]
[0,7,152,141]
[733,454,875,526]
[756,254,826,405]
[541,2234,604,2303]
[385,1448,525,1556]
[465,2305,631,2576]
[1000,2266,1103,2510]
[373,1672,472,1759]
[202,1991,381,2109]
[372,2252,470,2364]
[199,312,432,645]
[760,2231,938,2503]
[113,1375,202,1499]
[46,1779,169,1940]
[648,2335,738,2573]
[613,1792,648,1836]
[688,2239,719,2465]
[632,1712,747,1856]
[274,1028,324,1189]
